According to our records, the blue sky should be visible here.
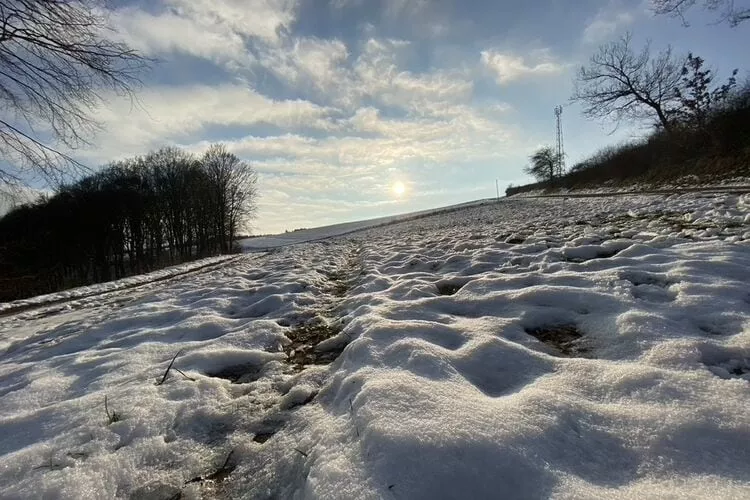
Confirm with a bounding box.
[65,0,750,233]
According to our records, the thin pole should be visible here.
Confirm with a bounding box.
[495,179,500,200]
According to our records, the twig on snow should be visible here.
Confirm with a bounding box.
[349,397,359,437]
[104,395,120,424]
[156,349,183,386]
[174,367,196,382]
[184,449,236,485]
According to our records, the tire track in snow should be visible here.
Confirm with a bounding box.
[0,255,246,321]
[152,241,366,499]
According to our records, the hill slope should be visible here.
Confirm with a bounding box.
[1,193,749,498]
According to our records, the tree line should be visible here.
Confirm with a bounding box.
[0,144,257,301]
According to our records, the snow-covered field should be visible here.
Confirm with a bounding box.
[1,193,749,499]
[238,198,495,251]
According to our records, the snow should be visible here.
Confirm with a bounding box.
[238,198,498,251]
[0,254,238,316]
[1,193,750,499]
[511,179,750,199]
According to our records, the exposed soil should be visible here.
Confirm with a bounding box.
[284,322,345,370]
[436,282,464,296]
[524,324,589,357]
[205,364,262,384]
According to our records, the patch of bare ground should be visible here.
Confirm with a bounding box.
[284,322,344,370]
[524,324,589,357]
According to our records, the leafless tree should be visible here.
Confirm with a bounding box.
[524,146,559,182]
[652,0,749,26]
[200,144,258,252]
[572,33,683,133]
[0,0,149,186]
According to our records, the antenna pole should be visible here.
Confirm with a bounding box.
[554,106,565,178]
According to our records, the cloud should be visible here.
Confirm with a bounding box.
[110,0,299,70]
[89,1,564,234]
[582,10,635,44]
[111,8,251,66]
[256,36,473,113]
[81,84,333,162]
[480,50,565,84]
[353,39,474,112]
[164,0,297,44]
[256,37,351,100]
[181,101,520,172]
[84,86,516,172]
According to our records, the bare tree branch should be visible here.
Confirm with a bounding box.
[0,0,150,186]
[571,33,684,133]
[652,0,750,26]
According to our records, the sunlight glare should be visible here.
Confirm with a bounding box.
[392,181,406,196]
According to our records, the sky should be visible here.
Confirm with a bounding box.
[31,0,750,233]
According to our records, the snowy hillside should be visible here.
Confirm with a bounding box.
[1,193,749,499]
[238,198,496,251]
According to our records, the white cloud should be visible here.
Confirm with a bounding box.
[256,36,474,114]
[165,0,297,44]
[257,37,350,99]
[95,3,537,234]
[582,10,635,44]
[82,84,332,162]
[354,40,473,111]
[480,50,565,85]
[111,8,251,66]
[110,0,298,69]
[185,101,520,172]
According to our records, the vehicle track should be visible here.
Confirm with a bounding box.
[0,255,247,321]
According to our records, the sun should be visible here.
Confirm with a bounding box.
[392,181,406,196]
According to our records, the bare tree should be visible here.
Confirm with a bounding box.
[572,33,683,133]
[0,0,149,185]
[652,0,749,26]
[200,144,258,252]
[524,146,559,182]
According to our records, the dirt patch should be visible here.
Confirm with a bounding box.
[698,324,728,336]
[505,234,526,244]
[205,364,262,384]
[318,267,349,294]
[564,248,622,263]
[251,417,287,444]
[284,322,345,370]
[436,282,464,296]
[706,359,750,380]
[252,431,276,444]
[329,278,349,297]
[524,324,589,357]
[620,271,672,288]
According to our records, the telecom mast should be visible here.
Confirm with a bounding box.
[554,105,565,178]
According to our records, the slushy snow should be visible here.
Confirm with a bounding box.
[1,193,749,499]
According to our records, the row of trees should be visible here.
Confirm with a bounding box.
[524,30,742,182]
[0,145,257,301]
